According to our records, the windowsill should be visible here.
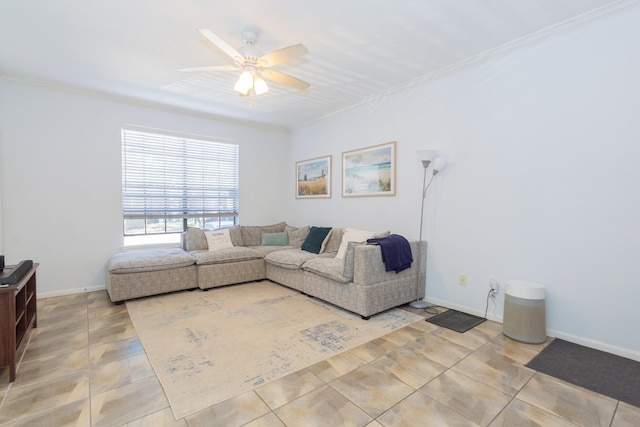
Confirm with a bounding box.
[122,234,182,251]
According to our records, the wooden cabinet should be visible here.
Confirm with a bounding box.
[0,263,38,382]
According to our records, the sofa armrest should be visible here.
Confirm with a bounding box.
[353,240,426,285]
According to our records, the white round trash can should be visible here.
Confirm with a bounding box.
[503,280,546,344]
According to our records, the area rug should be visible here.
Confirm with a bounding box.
[526,338,640,407]
[126,281,423,419]
[426,309,486,332]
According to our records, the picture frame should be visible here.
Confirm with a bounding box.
[296,155,331,199]
[342,141,396,197]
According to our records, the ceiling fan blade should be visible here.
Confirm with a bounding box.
[258,44,308,67]
[178,65,239,72]
[261,69,310,90]
[198,28,244,64]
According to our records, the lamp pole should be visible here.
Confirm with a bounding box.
[410,162,432,309]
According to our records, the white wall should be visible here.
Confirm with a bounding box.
[0,80,290,296]
[288,9,640,358]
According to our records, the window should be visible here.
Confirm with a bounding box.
[122,127,238,246]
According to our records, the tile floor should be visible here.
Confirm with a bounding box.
[0,289,638,426]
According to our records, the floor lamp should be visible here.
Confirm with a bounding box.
[409,150,447,309]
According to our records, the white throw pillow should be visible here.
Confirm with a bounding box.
[205,229,234,251]
[336,228,379,259]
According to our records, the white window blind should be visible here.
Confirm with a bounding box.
[122,128,238,235]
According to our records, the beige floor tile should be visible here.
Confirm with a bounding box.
[517,373,617,427]
[186,390,270,427]
[347,336,399,362]
[378,391,480,426]
[91,376,169,427]
[452,343,536,395]
[11,290,637,427]
[89,309,133,332]
[123,407,188,426]
[35,309,88,334]
[38,294,88,312]
[243,412,286,427]
[489,334,551,365]
[3,398,91,427]
[255,369,325,410]
[274,385,372,427]
[420,370,512,426]
[409,333,472,367]
[471,319,503,339]
[489,398,578,426]
[22,327,89,361]
[89,298,128,319]
[14,348,88,387]
[381,324,427,346]
[0,372,89,424]
[330,364,414,418]
[307,351,366,382]
[88,313,137,347]
[612,402,640,427]
[89,336,145,366]
[405,318,439,333]
[90,352,155,394]
[429,325,492,350]
[369,344,447,389]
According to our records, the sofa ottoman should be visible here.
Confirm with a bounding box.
[105,248,197,302]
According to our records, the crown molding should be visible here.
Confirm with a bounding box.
[304,0,640,127]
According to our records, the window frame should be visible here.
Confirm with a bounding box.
[121,126,239,245]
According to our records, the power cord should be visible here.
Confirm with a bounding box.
[423,305,441,316]
[484,289,497,319]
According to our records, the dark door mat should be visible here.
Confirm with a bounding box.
[426,309,486,333]
[526,338,640,407]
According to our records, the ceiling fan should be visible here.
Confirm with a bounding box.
[180,28,310,96]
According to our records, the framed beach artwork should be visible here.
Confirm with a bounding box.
[296,155,331,198]
[342,141,396,197]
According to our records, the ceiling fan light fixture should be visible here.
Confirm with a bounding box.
[253,76,269,95]
[234,70,254,94]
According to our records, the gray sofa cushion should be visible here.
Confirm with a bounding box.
[302,257,351,284]
[285,225,310,247]
[323,228,344,254]
[265,248,324,270]
[342,241,365,280]
[107,248,196,274]
[190,247,261,265]
[249,245,296,258]
[241,222,286,246]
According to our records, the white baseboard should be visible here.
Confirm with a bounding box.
[426,297,640,362]
[37,285,106,299]
[426,296,503,323]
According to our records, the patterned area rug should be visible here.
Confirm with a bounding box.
[126,281,423,419]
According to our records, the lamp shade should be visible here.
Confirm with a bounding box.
[417,150,437,168]
[253,77,269,95]
[417,150,437,162]
[234,71,254,95]
[432,157,448,175]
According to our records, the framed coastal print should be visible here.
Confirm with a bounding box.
[342,141,396,197]
[296,155,331,198]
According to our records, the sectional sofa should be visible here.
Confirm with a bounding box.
[106,222,426,319]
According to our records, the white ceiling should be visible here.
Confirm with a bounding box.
[0,0,634,128]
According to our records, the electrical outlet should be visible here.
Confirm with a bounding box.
[459,274,467,286]
[489,280,499,293]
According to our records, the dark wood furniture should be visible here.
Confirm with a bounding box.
[0,263,38,382]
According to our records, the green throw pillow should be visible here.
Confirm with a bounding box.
[261,232,289,246]
[301,226,332,254]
